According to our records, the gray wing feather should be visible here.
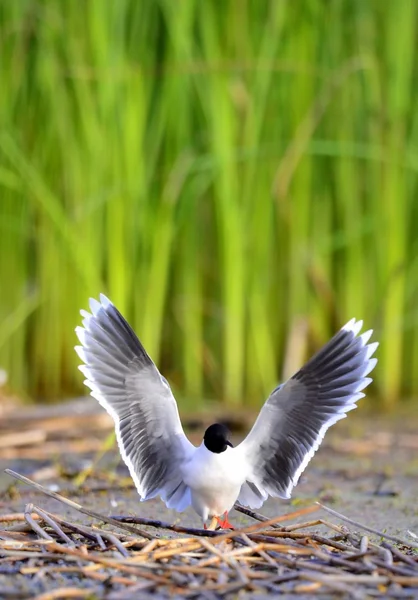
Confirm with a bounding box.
[237,319,378,504]
[75,295,195,507]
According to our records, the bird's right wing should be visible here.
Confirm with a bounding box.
[237,319,378,506]
[75,295,195,511]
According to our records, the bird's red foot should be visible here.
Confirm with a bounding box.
[216,511,235,530]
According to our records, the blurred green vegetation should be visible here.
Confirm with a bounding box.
[0,0,417,407]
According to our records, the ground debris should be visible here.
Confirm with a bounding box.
[0,472,417,599]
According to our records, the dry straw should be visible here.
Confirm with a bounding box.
[1,469,417,599]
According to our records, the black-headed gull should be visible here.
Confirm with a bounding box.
[75,295,378,530]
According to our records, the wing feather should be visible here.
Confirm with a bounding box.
[237,319,378,505]
[75,294,195,508]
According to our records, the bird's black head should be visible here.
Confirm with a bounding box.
[203,423,233,454]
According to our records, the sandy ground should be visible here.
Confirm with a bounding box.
[1,406,417,535]
[0,399,417,597]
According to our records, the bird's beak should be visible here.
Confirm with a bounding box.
[226,440,233,448]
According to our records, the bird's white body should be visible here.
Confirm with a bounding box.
[182,444,247,521]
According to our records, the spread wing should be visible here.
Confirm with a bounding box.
[237,319,378,506]
[75,294,195,511]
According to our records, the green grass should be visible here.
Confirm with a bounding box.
[1,0,418,406]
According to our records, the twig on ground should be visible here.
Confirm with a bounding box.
[4,469,153,539]
[317,502,418,549]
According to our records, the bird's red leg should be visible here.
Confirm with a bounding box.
[216,512,235,530]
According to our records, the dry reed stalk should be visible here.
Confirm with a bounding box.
[0,469,416,598]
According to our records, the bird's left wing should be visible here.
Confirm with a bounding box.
[236,319,378,506]
[75,294,195,510]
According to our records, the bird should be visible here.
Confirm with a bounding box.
[75,294,378,530]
